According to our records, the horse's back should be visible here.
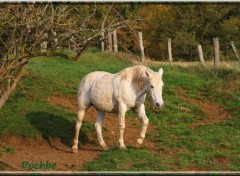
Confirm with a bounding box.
[78,71,110,107]
[80,71,109,86]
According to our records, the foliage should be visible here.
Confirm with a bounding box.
[135,4,240,61]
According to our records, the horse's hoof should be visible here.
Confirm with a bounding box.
[102,145,109,151]
[135,143,142,148]
[72,148,78,153]
[137,138,143,144]
[119,146,127,150]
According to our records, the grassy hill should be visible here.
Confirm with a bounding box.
[0,49,239,171]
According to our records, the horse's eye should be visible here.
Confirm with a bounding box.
[150,85,154,88]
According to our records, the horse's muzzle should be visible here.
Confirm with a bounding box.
[156,102,164,108]
[153,103,164,112]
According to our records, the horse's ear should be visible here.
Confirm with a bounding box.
[158,68,163,76]
[145,70,152,78]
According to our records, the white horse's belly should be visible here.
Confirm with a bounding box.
[90,74,118,112]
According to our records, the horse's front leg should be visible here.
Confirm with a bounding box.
[118,103,127,149]
[135,104,149,144]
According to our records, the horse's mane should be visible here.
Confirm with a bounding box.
[119,65,152,90]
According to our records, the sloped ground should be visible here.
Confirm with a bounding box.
[0,90,231,171]
[177,88,229,129]
[1,52,239,171]
[0,95,158,171]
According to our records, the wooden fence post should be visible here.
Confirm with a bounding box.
[101,24,105,52]
[108,31,113,51]
[168,38,173,65]
[213,38,220,67]
[113,30,118,52]
[70,36,77,51]
[138,32,145,62]
[53,31,58,49]
[230,41,240,62]
[197,44,205,67]
[101,31,105,52]
[41,33,48,53]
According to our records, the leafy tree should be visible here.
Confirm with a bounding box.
[138,4,176,60]
[135,4,240,61]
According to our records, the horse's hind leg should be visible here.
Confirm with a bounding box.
[72,107,86,153]
[95,110,108,150]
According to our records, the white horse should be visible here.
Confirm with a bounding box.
[72,65,164,153]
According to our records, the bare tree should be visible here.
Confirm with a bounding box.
[0,3,132,109]
[0,4,46,109]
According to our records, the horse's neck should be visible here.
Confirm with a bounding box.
[130,67,148,99]
[118,66,148,99]
[134,84,148,99]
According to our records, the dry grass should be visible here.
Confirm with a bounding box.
[142,59,240,71]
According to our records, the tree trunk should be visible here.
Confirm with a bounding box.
[108,31,112,51]
[197,44,205,67]
[168,38,173,65]
[213,38,220,67]
[113,30,118,52]
[138,32,145,62]
[230,41,240,62]
[0,64,27,109]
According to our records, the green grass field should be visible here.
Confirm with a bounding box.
[0,48,239,171]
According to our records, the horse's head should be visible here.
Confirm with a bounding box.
[146,68,164,110]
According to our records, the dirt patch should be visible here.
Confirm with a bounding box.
[47,94,78,112]
[177,88,229,129]
[0,95,159,171]
[0,134,101,171]
[211,157,230,170]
